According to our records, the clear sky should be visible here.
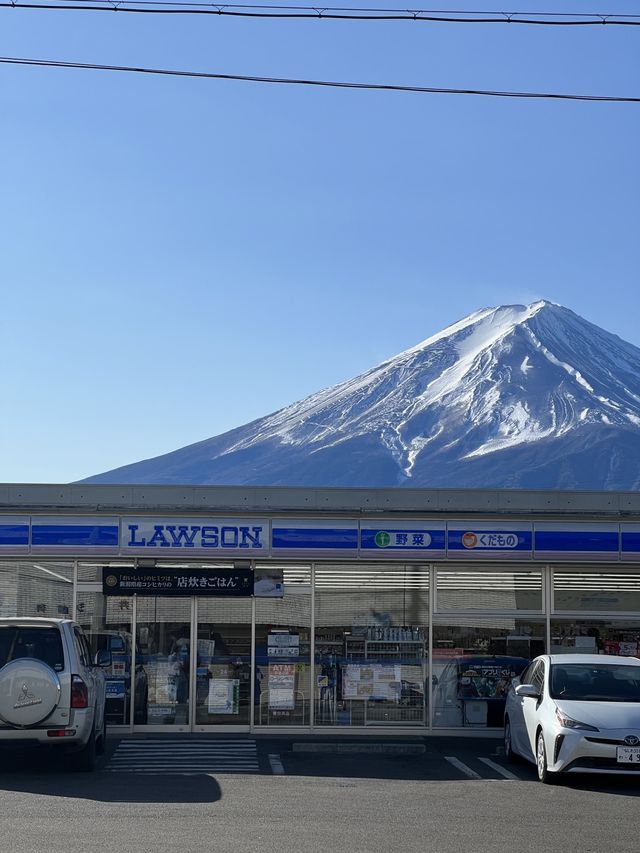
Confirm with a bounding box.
[1,2,639,483]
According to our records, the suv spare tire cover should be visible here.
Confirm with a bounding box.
[0,659,62,727]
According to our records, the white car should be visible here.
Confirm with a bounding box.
[0,618,109,770]
[504,654,640,783]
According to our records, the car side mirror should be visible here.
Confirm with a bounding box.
[95,649,112,668]
[515,683,540,699]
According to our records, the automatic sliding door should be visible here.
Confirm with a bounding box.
[194,598,252,727]
[135,597,192,728]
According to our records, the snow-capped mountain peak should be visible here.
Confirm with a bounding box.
[83,301,640,491]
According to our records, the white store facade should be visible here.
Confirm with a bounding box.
[1,483,640,735]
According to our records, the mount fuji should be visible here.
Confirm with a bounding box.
[83,301,640,490]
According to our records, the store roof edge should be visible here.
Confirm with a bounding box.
[0,483,638,518]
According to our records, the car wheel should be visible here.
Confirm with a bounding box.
[504,718,520,764]
[71,722,97,772]
[536,730,556,784]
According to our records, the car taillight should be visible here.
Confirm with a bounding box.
[71,675,89,709]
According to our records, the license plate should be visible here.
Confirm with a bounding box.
[616,747,640,763]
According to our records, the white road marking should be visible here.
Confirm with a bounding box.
[268,754,285,775]
[478,757,519,780]
[444,756,482,779]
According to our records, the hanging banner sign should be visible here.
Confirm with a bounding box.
[121,517,268,555]
[102,566,254,596]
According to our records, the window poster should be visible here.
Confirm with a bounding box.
[208,678,240,714]
[267,633,299,657]
[342,664,401,701]
[268,664,296,710]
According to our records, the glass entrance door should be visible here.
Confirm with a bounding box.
[194,598,252,729]
[133,596,252,731]
[134,597,193,730]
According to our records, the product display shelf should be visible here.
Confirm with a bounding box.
[364,640,425,660]
[344,634,426,660]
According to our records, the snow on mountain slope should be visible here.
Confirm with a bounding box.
[82,301,640,490]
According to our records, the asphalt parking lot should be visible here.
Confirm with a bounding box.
[1,735,639,853]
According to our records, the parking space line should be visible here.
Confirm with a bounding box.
[478,757,519,780]
[444,756,482,779]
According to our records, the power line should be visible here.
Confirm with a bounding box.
[2,1,640,25]
[1,56,638,102]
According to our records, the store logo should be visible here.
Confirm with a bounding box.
[624,735,640,746]
[374,531,391,548]
[126,524,264,550]
[462,532,478,549]
[105,574,118,587]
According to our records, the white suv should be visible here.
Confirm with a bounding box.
[0,618,109,771]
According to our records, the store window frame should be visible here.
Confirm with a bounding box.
[312,561,431,730]
[550,565,640,618]
[5,556,640,732]
[433,563,546,617]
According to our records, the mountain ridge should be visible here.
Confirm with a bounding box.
[82,301,640,490]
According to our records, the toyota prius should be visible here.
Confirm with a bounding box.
[504,654,640,783]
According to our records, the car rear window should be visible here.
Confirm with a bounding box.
[0,626,65,672]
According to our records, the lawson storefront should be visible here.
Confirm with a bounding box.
[1,484,640,735]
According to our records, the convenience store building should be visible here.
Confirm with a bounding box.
[1,483,640,735]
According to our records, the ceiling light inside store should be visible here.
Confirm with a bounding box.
[33,565,73,584]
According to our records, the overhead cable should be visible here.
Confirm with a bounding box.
[1,1,639,25]
[1,56,638,102]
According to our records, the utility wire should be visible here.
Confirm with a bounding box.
[1,56,638,102]
[2,1,639,25]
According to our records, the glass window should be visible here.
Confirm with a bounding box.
[77,590,136,725]
[432,617,545,728]
[73,627,89,667]
[436,568,543,612]
[549,662,640,702]
[77,561,134,583]
[551,618,640,657]
[519,662,535,685]
[0,624,65,671]
[530,661,545,695]
[314,564,429,727]
[553,571,640,613]
[0,561,73,618]
[255,565,311,727]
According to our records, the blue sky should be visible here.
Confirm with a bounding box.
[1,2,639,482]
